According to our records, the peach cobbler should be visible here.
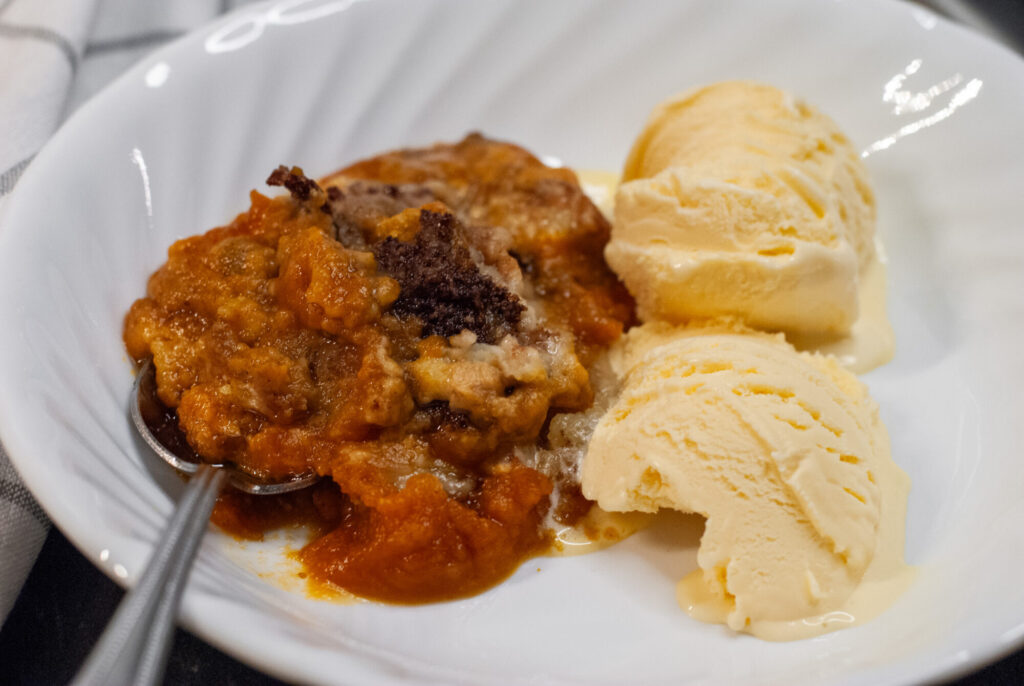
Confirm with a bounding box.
[123,134,634,602]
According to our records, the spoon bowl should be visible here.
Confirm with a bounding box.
[130,358,319,495]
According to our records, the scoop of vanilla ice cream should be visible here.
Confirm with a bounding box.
[581,322,909,639]
[608,81,876,335]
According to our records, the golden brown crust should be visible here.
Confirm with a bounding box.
[123,135,634,602]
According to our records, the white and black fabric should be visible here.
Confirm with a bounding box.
[0,0,258,628]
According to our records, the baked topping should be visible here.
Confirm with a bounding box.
[372,207,524,344]
[123,134,634,602]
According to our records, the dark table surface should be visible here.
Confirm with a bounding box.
[3,1,1024,684]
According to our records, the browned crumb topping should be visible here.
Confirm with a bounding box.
[266,164,320,201]
[373,208,524,343]
[123,134,634,603]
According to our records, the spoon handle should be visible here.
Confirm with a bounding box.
[72,464,228,686]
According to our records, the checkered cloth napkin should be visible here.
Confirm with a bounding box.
[0,0,258,628]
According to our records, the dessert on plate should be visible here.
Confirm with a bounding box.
[609,80,893,372]
[582,321,910,640]
[124,134,634,603]
[123,81,910,639]
[582,81,910,638]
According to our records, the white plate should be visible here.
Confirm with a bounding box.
[2,0,1023,684]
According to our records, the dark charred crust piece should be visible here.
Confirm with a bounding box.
[373,209,523,344]
[267,165,320,201]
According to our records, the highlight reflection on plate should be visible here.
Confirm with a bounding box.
[1,1,1023,684]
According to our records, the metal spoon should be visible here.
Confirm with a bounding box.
[73,359,317,686]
